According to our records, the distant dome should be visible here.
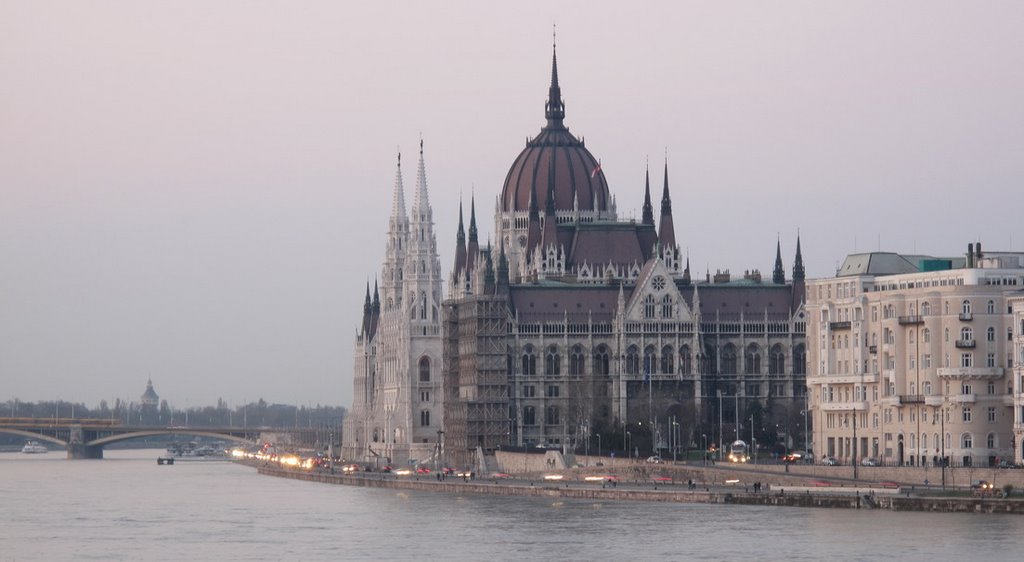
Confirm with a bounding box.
[500,48,610,214]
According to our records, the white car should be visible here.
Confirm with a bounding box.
[646,456,664,464]
[860,458,880,467]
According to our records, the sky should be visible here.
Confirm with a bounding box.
[2,1,1022,408]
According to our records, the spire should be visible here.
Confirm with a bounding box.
[467,195,479,274]
[682,253,691,285]
[497,243,510,293]
[412,138,430,217]
[793,232,805,281]
[454,200,467,277]
[361,281,372,334]
[542,151,558,248]
[641,165,654,226]
[372,280,380,311]
[657,158,676,249]
[390,151,406,221]
[525,182,541,264]
[544,31,565,127]
[773,237,786,284]
[483,243,495,293]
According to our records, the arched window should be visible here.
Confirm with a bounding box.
[987,300,995,314]
[545,405,560,426]
[793,344,806,375]
[643,345,657,374]
[961,433,973,449]
[419,356,431,382]
[962,300,972,315]
[921,302,931,315]
[522,345,537,376]
[420,410,430,427]
[923,381,932,395]
[923,328,931,343]
[961,327,973,341]
[987,327,995,342]
[420,291,428,320]
[593,345,610,376]
[987,433,996,448]
[569,345,586,376]
[768,344,785,375]
[523,406,536,426]
[680,345,692,375]
[660,345,674,374]
[643,295,656,319]
[625,345,640,375]
[545,346,561,376]
[744,344,761,375]
[703,344,718,375]
[922,433,928,449]
[661,294,673,319]
[721,344,737,374]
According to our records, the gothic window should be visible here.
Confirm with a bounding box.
[652,275,666,291]
[569,345,586,376]
[419,356,430,382]
[522,345,537,376]
[768,344,785,375]
[643,295,656,319]
[643,345,657,374]
[660,345,674,374]
[921,302,931,315]
[679,345,692,375]
[545,405,560,426]
[703,344,718,375]
[721,344,738,374]
[661,294,673,319]
[523,406,536,426]
[545,345,561,376]
[420,410,430,427]
[420,291,428,320]
[793,344,807,375]
[744,344,761,375]
[593,345,610,376]
[625,345,640,375]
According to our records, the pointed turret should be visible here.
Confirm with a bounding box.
[682,254,691,285]
[496,243,510,294]
[368,279,381,339]
[361,281,372,335]
[412,139,431,219]
[467,196,479,274]
[641,166,654,226]
[525,183,541,265]
[542,152,558,248]
[545,37,565,128]
[658,159,676,249]
[793,234,805,282]
[453,200,467,279]
[773,238,785,284]
[483,243,495,294]
[391,152,407,222]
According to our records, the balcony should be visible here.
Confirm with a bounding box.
[959,312,973,321]
[950,393,977,404]
[869,345,878,354]
[829,321,852,330]
[898,315,924,325]
[938,367,1004,379]
[955,339,976,349]
[819,401,868,412]
[899,394,925,404]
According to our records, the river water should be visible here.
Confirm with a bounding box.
[2,449,1023,561]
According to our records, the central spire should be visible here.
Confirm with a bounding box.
[545,32,565,127]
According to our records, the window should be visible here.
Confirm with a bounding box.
[987,327,996,342]
[962,383,973,395]
[545,405,560,426]
[921,302,931,315]
[961,433,972,449]
[643,295,655,319]
[962,300,972,315]
[987,353,996,368]
[961,327,973,341]
[721,344,738,374]
[660,345,674,374]
[569,345,585,376]
[643,346,657,374]
[420,410,430,427]
[768,344,785,375]
[987,300,996,314]
[522,346,537,375]
[545,346,560,375]
[545,385,560,398]
[987,407,996,422]
[420,391,430,402]
[661,294,673,318]
[962,407,972,422]
[593,345,610,376]
[625,346,639,375]
[746,383,761,397]
[923,328,931,343]
[523,406,536,425]
[922,354,931,368]
[523,385,536,398]
[679,345,692,375]
[923,381,932,395]
[987,433,996,448]
[419,356,431,382]
[961,353,973,368]
[744,344,761,375]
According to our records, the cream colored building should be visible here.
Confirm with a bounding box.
[1011,293,1024,464]
[806,245,1023,467]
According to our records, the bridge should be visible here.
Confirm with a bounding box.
[0,417,272,459]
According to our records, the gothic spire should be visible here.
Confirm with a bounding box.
[773,237,786,284]
[682,253,691,285]
[793,232,805,281]
[641,165,654,226]
[542,151,558,248]
[483,243,495,293]
[497,243,510,293]
[390,151,406,222]
[544,33,565,127]
[454,200,467,277]
[412,138,430,217]
[658,158,676,249]
[467,195,479,274]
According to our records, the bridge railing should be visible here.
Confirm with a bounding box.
[0,417,122,427]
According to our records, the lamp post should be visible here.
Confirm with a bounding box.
[941,406,946,490]
[597,433,601,463]
[626,431,632,461]
[702,433,707,466]
[718,391,724,461]
[852,407,858,480]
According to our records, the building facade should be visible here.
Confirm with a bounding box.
[441,47,808,467]
[806,244,1023,467]
[1009,292,1024,464]
[341,144,445,466]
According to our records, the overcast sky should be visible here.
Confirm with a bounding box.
[2,1,1022,408]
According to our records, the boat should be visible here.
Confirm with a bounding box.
[21,441,49,454]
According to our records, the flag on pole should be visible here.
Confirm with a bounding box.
[591,160,602,179]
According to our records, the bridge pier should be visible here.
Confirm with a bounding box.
[67,443,103,459]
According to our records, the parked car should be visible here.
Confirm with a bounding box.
[646,456,664,464]
[971,480,994,496]
[821,456,840,466]
[996,460,1021,469]
[860,458,880,467]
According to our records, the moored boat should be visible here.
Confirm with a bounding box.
[21,441,49,454]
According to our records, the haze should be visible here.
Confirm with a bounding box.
[2,1,1022,408]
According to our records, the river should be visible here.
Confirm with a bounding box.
[2,449,1022,561]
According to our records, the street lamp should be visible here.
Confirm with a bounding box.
[702,433,707,466]
[597,433,601,463]
[626,431,632,461]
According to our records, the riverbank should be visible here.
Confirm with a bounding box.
[246,461,1024,514]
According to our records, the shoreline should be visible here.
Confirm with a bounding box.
[245,461,1024,514]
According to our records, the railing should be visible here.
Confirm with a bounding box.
[959,312,973,321]
[898,394,925,404]
[829,321,852,330]
[869,345,878,354]
[955,339,976,349]
[898,315,924,325]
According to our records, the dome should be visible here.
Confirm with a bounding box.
[500,48,611,214]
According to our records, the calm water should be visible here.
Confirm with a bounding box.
[2,449,1023,561]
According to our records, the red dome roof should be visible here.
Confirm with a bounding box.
[500,48,611,214]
